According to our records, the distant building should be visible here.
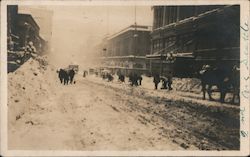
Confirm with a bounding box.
[7,5,47,72]
[18,6,53,54]
[147,5,240,77]
[7,5,46,54]
[7,5,19,50]
[99,25,152,75]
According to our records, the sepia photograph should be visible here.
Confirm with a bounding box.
[1,0,250,156]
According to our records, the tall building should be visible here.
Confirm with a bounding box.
[18,6,53,54]
[99,25,152,75]
[147,5,240,77]
[7,5,47,72]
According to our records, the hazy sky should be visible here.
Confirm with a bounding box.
[52,6,153,67]
[29,6,153,68]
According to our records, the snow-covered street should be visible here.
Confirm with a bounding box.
[8,58,240,150]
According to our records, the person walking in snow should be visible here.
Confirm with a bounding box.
[153,73,160,90]
[167,76,173,90]
[68,69,75,84]
[137,75,142,86]
[160,76,168,89]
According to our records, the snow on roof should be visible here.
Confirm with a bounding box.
[100,55,146,60]
[146,52,194,59]
[107,25,152,40]
[153,6,231,32]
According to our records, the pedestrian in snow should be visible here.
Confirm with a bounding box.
[118,74,125,82]
[129,73,138,86]
[68,69,75,84]
[58,69,64,84]
[167,76,173,90]
[83,71,86,77]
[134,73,139,86]
[58,69,69,85]
[153,73,160,90]
[138,75,142,86]
[128,73,134,86]
[107,73,114,82]
[160,76,168,89]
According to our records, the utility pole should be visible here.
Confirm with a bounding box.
[134,5,138,55]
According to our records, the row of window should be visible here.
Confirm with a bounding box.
[103,61,145,69]
[153,6,225,29]
[152,31,239,54]
[152,33,194,53]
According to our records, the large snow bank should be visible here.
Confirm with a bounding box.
[8,56,57,124]
[173,78,201,93]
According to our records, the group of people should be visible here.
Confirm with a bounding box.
[100,70,143,86]
[106,71,172,90]
[56,64,240,104]
[58,68,76,85]
[153,74,173,90]
[128,73,143,86]
[101,72,114,82]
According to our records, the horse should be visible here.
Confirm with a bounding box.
[199,65,238,103]
[229,65,240,104]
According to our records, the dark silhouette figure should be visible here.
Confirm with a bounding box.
[118,74,125,82]
[58,69,69,85]
[199,65,234,103]
[137,75,142,86]
[129,73,138,86]
[58,69,64,84]
[229,65,240,104]
[68,69,75,84]
[107,73,114,82]
[160,76,168,89]
[153,74,161,90]
[167,76,173,90]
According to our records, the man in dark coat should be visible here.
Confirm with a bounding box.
[58,69,69,85]
[153,74,161,90]
[68,69,75,84]
[58,69,64,84]
[167,76,173,90]
[160,76,168,89]
[118,74,125,82]
[137,75,142,86]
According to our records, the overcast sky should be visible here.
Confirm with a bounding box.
[20,5,153,68]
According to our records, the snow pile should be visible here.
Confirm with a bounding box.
[173,78,202,93]
[34,55,49,70]
[8,57,57,124]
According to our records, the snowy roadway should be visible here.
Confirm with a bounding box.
[8,59,239,150]
[9,76,183,150]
